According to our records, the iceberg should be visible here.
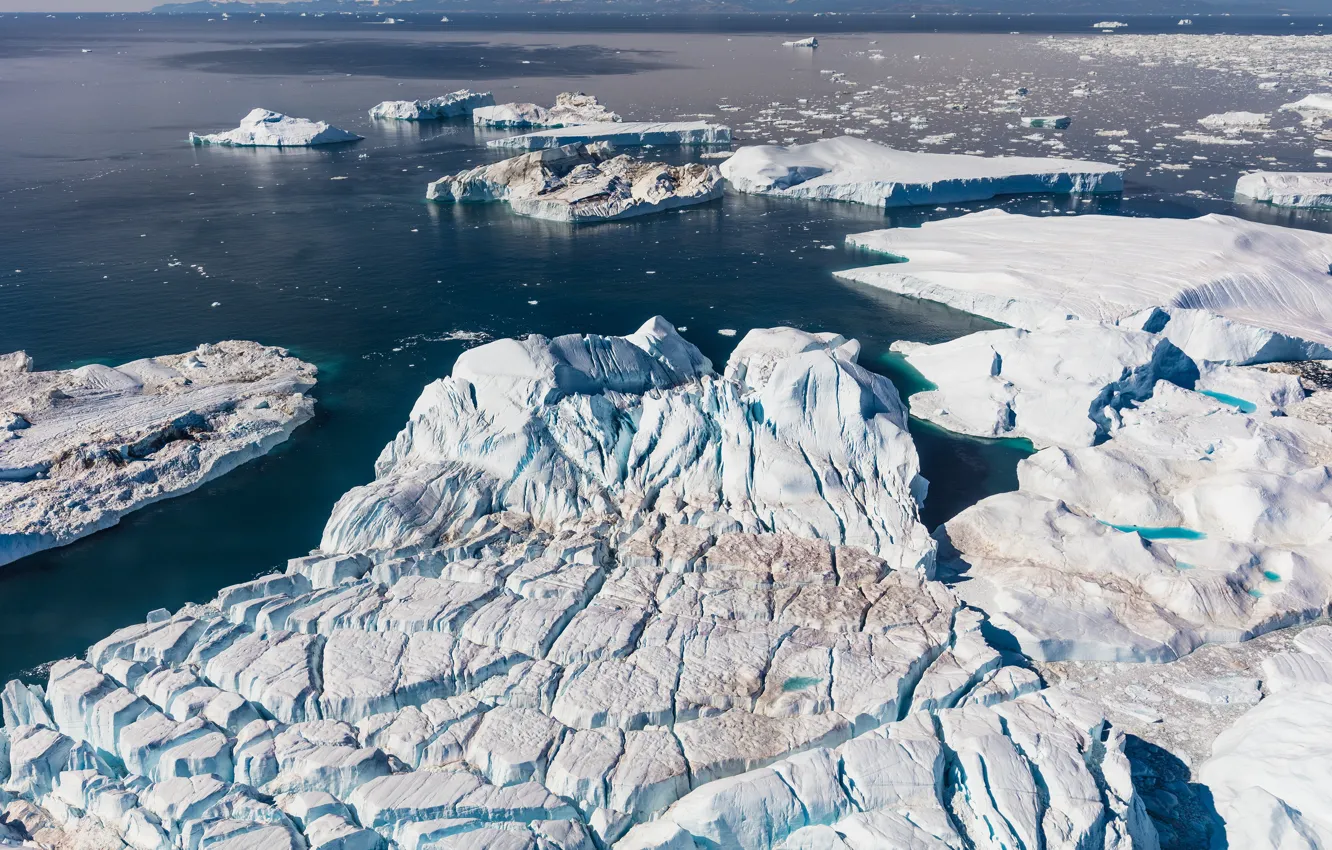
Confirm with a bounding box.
[1199,111,1270,130]
[1282,92,1332,117]
[425,144,723,223]
[1021,115,1071,129]
[720,136,1122,208]
[1236,171,1332,209]
[189,109,362,147]
[487,121,732,151]
[367,89,494,121]
[838,209,1332,364]
[782,37,818,48]
[0,342,316,567]
[472,91,620,129]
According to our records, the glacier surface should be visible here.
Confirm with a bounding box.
[189,109,362,147]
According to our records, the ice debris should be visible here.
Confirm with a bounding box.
[473,92,620,129]
[189,109,362,147]
[368,90,494,121]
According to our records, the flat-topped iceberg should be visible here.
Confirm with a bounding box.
[839,209,1332,364]
[472,91,620,129]
[189,109,362,147]
[368,89,494,121]
[426,144,723,223]
[488,121,732,151]
[1236,171,1332,208]
[720,136,1121,208]
[0,341,316,567]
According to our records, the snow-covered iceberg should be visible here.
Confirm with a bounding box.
[720,136,1121,208]
[472,91,620,129]
[0,342,316,567]
[838,209,1332,364]
[368,89,494,121]
[488,121,732,151]
[1236,171,1332,208]
[425,144,723,222]
[189,109,362,147]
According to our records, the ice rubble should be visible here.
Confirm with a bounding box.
[0,342,316,568]
[368,90,494,121]
[1235,171,1332,209]
[1044,34,1332,90]
[472,92,620,129]
[0,320,1161,849]
[189,109,362,148]
[425,144,723,223]
[487,122,733,151]
[838,209,1332,364]
[719,136,1122,208]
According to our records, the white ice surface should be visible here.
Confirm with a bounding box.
[189,109,362,147]
[1236,171,1332,209]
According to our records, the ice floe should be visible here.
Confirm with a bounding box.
[1236,171,1332,208]
[0,342,316,568]
[720,136,1121,208]
[189,109,362,147]
[838,209,1332,364]
[473,92,620,129]
[426,144,722,223]
[487,122,732,151]
[368,90,494,121]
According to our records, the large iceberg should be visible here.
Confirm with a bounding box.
[367,89,494,121]
[0,342,316,568]
[425,144,723,223]
[838,209,1332,364]
[189,109,362,147]
[488,121,732,151]
[719,136,1122,208]
[1236,171,1332,208]
[472,92,620,129]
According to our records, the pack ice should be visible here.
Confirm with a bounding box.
[719,136,1122,208]
[426,144,723,223]
[472,92,620,129]
[488,122,732,151]
[0,320,1160,850]
[189,109,362,147]
[0,342,316,568]
[368,90,494,121]
[1236,171,1332,208]
[838,209,1332,364]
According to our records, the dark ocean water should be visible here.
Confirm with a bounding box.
[1,13,1328,681]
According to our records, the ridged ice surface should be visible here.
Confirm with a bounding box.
[720,136,1123,208]
[838,209,1332,364]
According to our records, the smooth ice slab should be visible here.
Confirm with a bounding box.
[472,92,620,129]
[189,109,362,147]
[369,89,493,121]
[719,136,1121,208]
[839,209,1332,364]
[1236,171,1332,209]
[487,122,732,151]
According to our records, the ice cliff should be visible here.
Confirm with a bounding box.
[368,90,494,121]
[189,110,362,148]
[425,144,723,223]
[472,93,620,129]
[0,341,316,568]
[1236,171,1332,209]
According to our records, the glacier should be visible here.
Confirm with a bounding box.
[425,144,723,223]
[0,320,1162,850]
[0,341,316,568]
[718,136,1122,208]
[368,90,494,121]
[838,209,1332,364]
[1236,171,1332,209]
[487,122,733,151]
[189,109,362,147]
[472,92,620,129]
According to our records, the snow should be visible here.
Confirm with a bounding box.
[426,144,723,223]
[838,209,1332,364]
[1236,171,1332,208]
[368,90,494,121]
[473,92,620,129]
[487,121,732,151]
[719,136,1122,208]
[0,342,316,567]
[189,109,362,147]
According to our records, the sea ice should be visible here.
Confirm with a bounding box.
[838,209,1332,364]
[473,92,620,129]
[487,122,732,151]
[368,90,494,121]
[0,342,316,567]
[189,109,362,147]
[719,136,1121,208]
[426,144,723,223]
[1235,171,1332,209]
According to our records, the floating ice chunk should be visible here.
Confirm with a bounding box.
[1283,92,1332,116]
[1022,115,1071,129]
[488,122,732,151]
[720,136,1121,208]
[189,109,362,147]
[1236,171,1332,209]
[1198,111,1270,130]
[473,92,620,129]
[782,37,818,48]
[369,90,494,121]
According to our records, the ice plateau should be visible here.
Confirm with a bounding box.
[487,122,732,151]
[472,92,620,129]
[719,136,1122,208]
[368,90,494,121]
[0,320,1162,850]
[0,341,316,568]
[189,109,362,147]
[425,144,723,223]
[1236,171,1332,209]
[838,209,1332,364]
